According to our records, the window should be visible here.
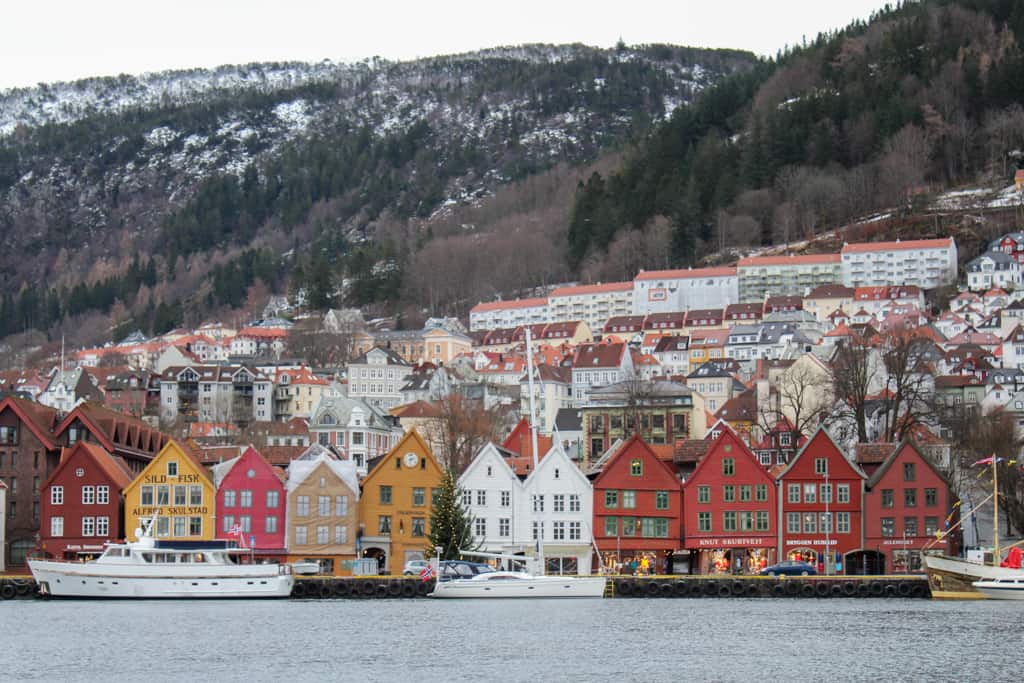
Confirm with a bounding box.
[697,486,710,504]
[738,511,754,532]
[413,488,426,506]
[723,511,737,531]
[723,485,735,503]
[787,484,800,504]
[655,491,669,510]
[533,521,545,540]
[622,491,636,509]
[266,490,279,508]
[499,518,510,537]
[552,521,565,540]
[96,486,109,505]
[604,517,619,536]
[238,515,251,533]
[925,488,938,506]
[50,516,64,537]
[335,495,348,516]
[787,512,801,534]
[629,459,643,476]
[223,515,236,533]
[296,495,310,517]
[475,489,486,506]
[881,489,894,508]
[265,516,278,533]
[156,517,169,537]
[501,490,511,507]
[190,486,202,506]
[837,484,850,504]
[240,490,253,508]
[462,490,472,506]
[167,462,178,477]
[82,516,95,536]
[604,490,619,508]
[569,521,581,540]
[174,485,187,506]
[173,516,187,537]
[924,516,938,536]
[224,490,237,507]
[803,483,816,504]
[411,517,425,537]
[189,517,202,536]
[533,495,545,512]
[295,526,307,545]
[378,516,391,534]
[82,486,95,505]
[51,486,63,505]
[819,512,832,534]
[820,484,832,504]
[802,513,817,534]
[836,512,850,533]
[755,484,768,502]
[316,526,329,544]
[722,458,735,476]
[903,463,916,481]
[318,496,330,516]
[881,517,895,537]
[905,516,918,537]
[756,511,770,532]
[698,512,712,532]
[380,485,392,505]
[904,489,917,507]
[334,525,347,544]
[815,458,828,475]
[739,485,752,502]
[569,494,581,512]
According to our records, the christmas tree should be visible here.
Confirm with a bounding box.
[427,468,478,560]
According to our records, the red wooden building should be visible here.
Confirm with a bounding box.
[591,435,683,574]
[39,442,133,560]
[682,429,778,575]
[863,442,959,574]
[777,428,866,575]
[212,446,287,559]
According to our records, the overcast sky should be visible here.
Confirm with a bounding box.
[2,0,889,90]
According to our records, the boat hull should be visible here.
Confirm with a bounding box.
[429,575,606,598]
[923,555,1015,599]
[29,560,293,599]
[973,580,1024,600]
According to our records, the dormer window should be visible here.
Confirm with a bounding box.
[168,461,178,476]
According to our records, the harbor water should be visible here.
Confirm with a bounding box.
[0,598,1012,681]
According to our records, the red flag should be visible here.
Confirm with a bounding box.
[419,564,435,582]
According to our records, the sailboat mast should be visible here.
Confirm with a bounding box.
[524,327,543,573]
[994,456,1000,564]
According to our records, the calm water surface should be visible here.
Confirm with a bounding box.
[0,598,1010,682]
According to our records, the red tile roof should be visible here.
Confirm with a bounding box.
[634,267,736,281]
[841,238,954,253]
[470,297,548,313]
[550,281,632,297]
[737,253,840,266]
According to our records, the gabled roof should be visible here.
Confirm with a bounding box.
[54,402,168,457]
[460,442,522,485]
[362,428,439,483]
[652,335,690,353]
[522,443,590,490]
[687,429,774,485]
[287,448,359,496]
[866,441,949,489]
[46,441,133,492]
[0,396,58,450]
[715,388,757,424]
[573,342,626,369]
[774,426,867,481]
[501,418,554,476]
[806,284,855,298]
[592,434,680,486]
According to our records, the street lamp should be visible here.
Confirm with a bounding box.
[823,468,831,576]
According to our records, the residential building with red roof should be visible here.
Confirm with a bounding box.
[469,297,549,332]
[651,335,691,377]
[549,281,633,333]
[570,342,633,408]
[39,441,133,560]
[632,267,738,316]
[54,401,169,475]
[737,252,842,302]
[272,365,329,420]
[160,365,275,427]
[840,238,958,289]
[804,284,855,322]
[501,417,555,476]
[212,446,287,560]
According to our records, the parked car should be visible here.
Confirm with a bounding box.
[438,560,495,581]
[291,560,321,575]
[403,559,430,576]
[759,560,818,576]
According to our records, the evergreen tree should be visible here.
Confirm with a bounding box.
[427,468,478,561]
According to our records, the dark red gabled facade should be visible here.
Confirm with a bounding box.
[777,428,866,575]
[592,435,683,574]
[39,442,132,560]
[213,446,287,557]
[683,429,778,574]
[864,442,959,574]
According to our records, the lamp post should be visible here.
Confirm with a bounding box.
[823,468,831,576]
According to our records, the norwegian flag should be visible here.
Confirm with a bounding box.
[419,563,435,582]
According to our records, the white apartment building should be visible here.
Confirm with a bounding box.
[736,254,842,302]
[346,347,412,410]
[159,365,274,425]
[548,282,633,332]
[571,342,633,408]
[632,267,738,315]
[469,297,550,332]
[840,238,958,289]
[966,251,1021,292]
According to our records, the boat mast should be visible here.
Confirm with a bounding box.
[993,456,1000,565]
[525,327,544,573]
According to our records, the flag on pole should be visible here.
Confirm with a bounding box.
[973,455,1004,466]
[419,563,435,582]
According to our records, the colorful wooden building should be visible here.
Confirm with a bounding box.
[39,442,133,560]
[682,429,778,575]
[285,445,360,576]
[358,430,444,573]
[591,435,684,575]
[863,441,959,574]
[123,440,216,541]
[212,446,287,559]
[777,428,866,574]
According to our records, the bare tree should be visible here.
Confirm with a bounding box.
[422,391,504,474]
[879,330,935,442]
[830,339,875,444]
[760,357,834,447]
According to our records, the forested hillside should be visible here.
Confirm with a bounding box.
[569,0,1024,268]
[0,44,755,347]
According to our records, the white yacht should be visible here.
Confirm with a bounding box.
[972,577,1024,600]
[428,570,606,598]
[28,519,293,599]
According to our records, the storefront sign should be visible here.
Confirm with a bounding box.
[692,537,769,547]
[881,539,916,546]
[64,544,105,551]
[785,539,837,546]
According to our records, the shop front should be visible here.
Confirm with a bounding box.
[598,546,679,575]
[686,536,776,575]
[783,538,846,574]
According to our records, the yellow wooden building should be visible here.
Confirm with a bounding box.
[123,440,216,542]
[358,429,443,574]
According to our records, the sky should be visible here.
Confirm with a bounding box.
[1,0,890,90]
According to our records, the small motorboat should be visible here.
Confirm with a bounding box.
[428,570,606,599]
[972,576,1024,600]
